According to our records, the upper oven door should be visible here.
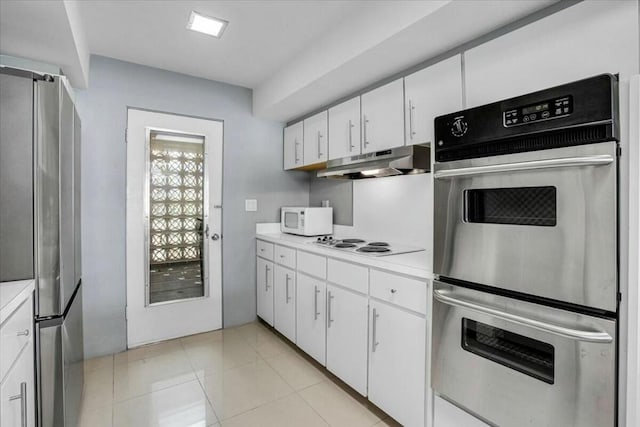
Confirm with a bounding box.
[434,141,617,312]
[431,281,616,427]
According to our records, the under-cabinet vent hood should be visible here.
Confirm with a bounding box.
[317,144,430,179]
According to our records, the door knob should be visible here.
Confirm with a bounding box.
[211,233,220,241]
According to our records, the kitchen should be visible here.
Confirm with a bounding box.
[0,1,638,427]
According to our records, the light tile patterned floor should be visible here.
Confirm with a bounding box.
[79,321,401,427]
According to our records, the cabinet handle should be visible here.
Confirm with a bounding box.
[390,289,397,294]
[409,99,416,139]
[363,115,369,148]
[17,329,30,337]
[348,120,355,151]
[9,382,27,427]
[317,131,323,159]
[285,274,291,303]
[265,265,270,290]
[314,285,320,320]
[372,308,380,352]
[294,138,300,163]
[327,291,334,327]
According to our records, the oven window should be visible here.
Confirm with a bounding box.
[284,212,299,229]
[461,318,555,384]
[464,186,556,226]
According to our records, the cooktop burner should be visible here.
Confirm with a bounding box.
[335,243,357,248]
[357,246,391,253]
[309,235,424,257]
[367,242,389,247]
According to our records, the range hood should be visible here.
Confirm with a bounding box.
[317,144,430,179]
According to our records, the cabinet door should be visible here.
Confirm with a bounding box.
[303,111,328,165]
[361,79,405,153]
[1,343,35,427]
[464,1,638,108]
[369,300,426,427]
[326,284,368,395]
[256,258,274,326]
[274,264,296,342]
[404,55,463,145]
[328,97,361,160]
[296,273,326,365]
[283,122,303,170]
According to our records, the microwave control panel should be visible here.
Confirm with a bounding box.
[502,95,573,127]
[503,96,573,127]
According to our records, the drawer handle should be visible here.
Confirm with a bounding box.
[390,289,397,294]
[17,329,30,337]
[280,254,285,258]
[260,248,265,252]
[9,382,27,427]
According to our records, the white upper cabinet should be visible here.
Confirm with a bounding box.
[328,97,361,160]
[464,1,639,108]
[303,111,328,166]
[404,55,463,145]
[361,79,405,154]
[283,121,303,170]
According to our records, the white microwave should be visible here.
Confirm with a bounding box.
[281,207,333,236]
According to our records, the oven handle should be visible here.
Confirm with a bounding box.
[433,154,614,179]
[433,289,613,343]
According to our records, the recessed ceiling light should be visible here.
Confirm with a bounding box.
[187,11,228,38]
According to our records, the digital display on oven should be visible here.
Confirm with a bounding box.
[522,103,549,115]
[503,95,573,127]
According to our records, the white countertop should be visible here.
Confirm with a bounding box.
[0,279,35,324]
[256,231,433,280]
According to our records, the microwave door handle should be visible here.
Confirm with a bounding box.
[432,289,613,343]
[433,154,614,179]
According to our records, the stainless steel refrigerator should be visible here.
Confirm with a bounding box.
[0,67,83,427]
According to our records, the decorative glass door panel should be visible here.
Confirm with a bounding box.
[147,131,206,304]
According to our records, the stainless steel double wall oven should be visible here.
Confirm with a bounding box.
[432,74,619,427]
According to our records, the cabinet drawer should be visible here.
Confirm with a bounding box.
[327,259,368,294]
[297,251,326,279]
[1,296,33,381]
[370,269,427,314]
[256,240,274,260]
[1,342,35,427]
[275,245,296,269]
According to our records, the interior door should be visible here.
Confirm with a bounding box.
[126,109,223,347]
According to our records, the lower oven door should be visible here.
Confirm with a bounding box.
[431,281,616,427]
[433,141,617,312]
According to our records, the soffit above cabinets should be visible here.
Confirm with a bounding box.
[1,0,563,101]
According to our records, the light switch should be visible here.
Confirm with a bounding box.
[245,199,257,212]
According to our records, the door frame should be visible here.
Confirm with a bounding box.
[125,107,224,348]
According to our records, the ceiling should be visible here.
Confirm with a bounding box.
[76,0,364,89]
[0,0,566,121]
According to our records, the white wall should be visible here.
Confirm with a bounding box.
[352,174,432,248]
[75,56,310,358]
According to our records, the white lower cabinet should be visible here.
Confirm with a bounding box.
[368,300,426,427]
[434,395,490,427]
[274,264,296,342]
[1,342,35,427]
[326,284,368,396]
[256,257,274,326]
[1,289,35,427]
[295,273,326,365]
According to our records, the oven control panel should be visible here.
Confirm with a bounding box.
[503,96,573,127]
